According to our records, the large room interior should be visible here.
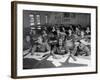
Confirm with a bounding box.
[23,10,91,69]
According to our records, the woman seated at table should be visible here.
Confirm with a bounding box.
[76,29,91,56]
[65,27,75,51]
[31,36,50,56]
[51,38,67,59]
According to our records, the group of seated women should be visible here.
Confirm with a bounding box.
[23,24,91,59]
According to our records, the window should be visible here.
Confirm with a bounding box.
[45,15,48,24]
[36,15,40,25]
[29,14,35,26]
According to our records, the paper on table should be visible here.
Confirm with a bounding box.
[47,54,69,63]
[24,52,45,61]
[52,61,62,67]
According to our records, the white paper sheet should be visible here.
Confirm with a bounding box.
[52,61,62,67]
[47,54,69,63]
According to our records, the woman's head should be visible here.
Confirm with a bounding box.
[68,29,72,34]
[81,30,85,38]
[37,36,43,44]
[26,35,30,42]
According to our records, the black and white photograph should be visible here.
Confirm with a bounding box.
[23,10,91,69]
[11,1,97,78]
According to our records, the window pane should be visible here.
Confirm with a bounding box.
[29,14,35,26]
[36,15,40,25]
